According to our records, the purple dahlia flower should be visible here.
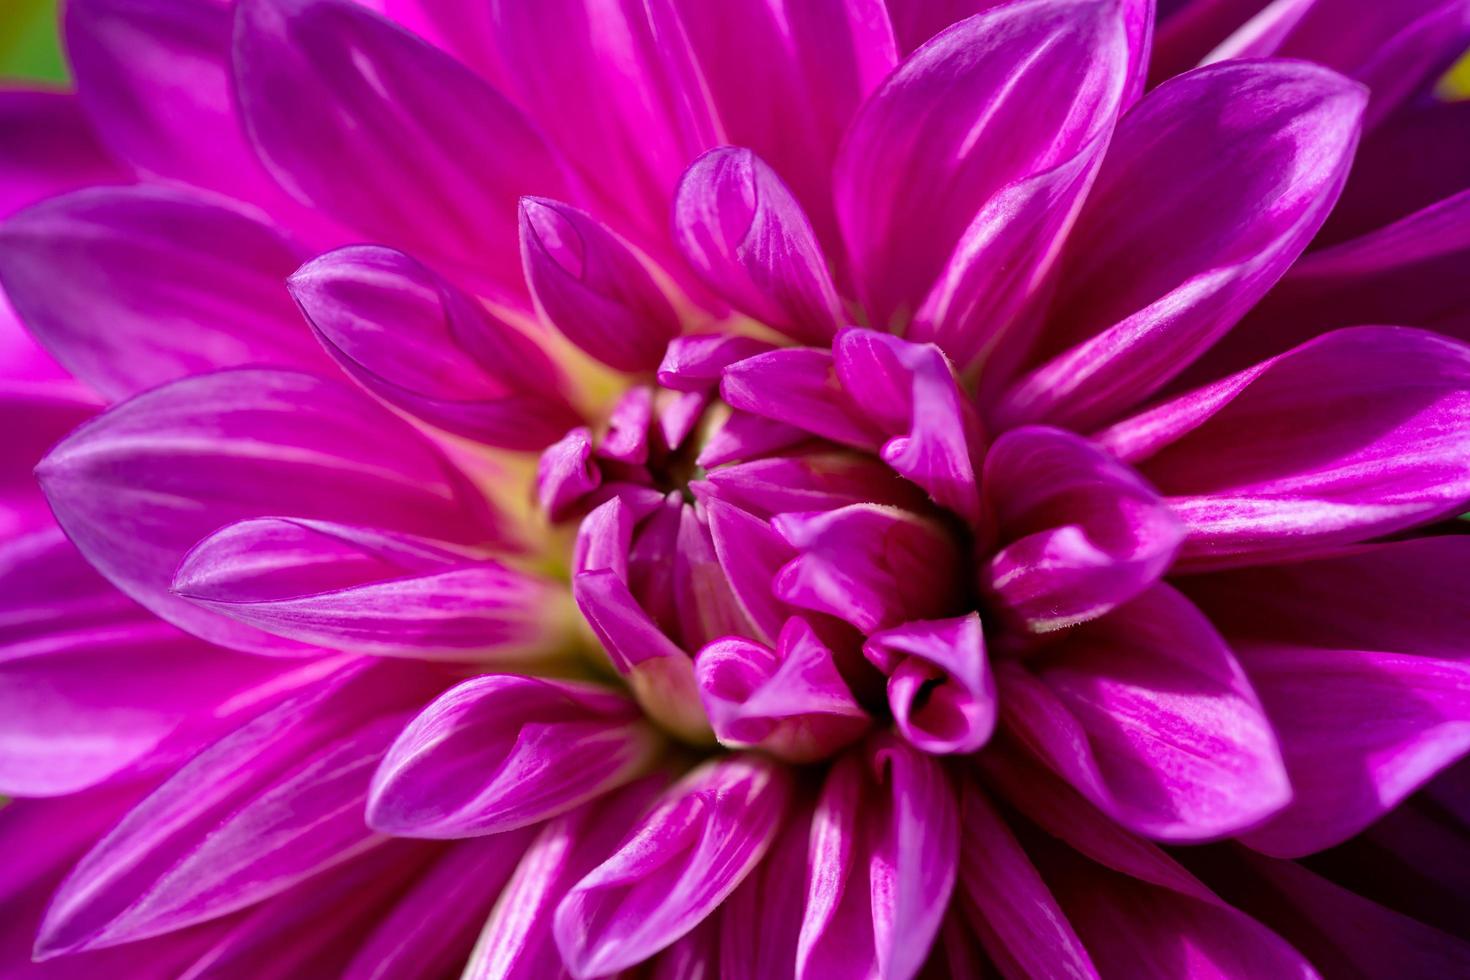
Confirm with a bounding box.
[3,0,1470,976]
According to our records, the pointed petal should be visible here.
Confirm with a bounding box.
[674,148,843,343]
[0,186,330,401]
[554,754,791,978]
[773,504,965,633]
[35,662,441,956]
[699,450,927,520]
[289,245,581,449]
[235,0,571,301]
[174,518,567,660]
[36,369,495,654]
[798,734,958,980]
[982,426,1182,632]
[835,0,1135,339]
[721,347,882,451]
[1098,326,1470,569]
[701,496,796,645]
[657,334,777,392]
[368,675,660,838]
[1001,60,1365,430]
[717,797,812,980]
[865,614,996,755]
[520,197,682,372]
[998,585,1291,841]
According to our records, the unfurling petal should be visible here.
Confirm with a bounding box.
[35,661,442,957]
[367,675,661,838]
[865,615,996,755]
[674,148,844,344]
[174,518,569,661]
[466,778,667,980]
[982,426,1182,632]
[998,585,1291,841]
[289,245,582,449]
[520,197,681,372]
[235,0,571,301]
[1000,60,1365,430]
[554,754,791,978]
[36,369,496,655]
[696,617,870,762]
[721,347,883,451]
[0,186,328,401]
[798,734,958,980]
[773,505,964,633]
[1098,326,1470,569]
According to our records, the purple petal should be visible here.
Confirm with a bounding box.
[1098,326,1470,569]
[798,734,957,980]
[700,496,796,645]
[520,197,682,372]
[999,60,1365,431]
[672,503,760,649]
[834,0,1138,341]
[235,0,571,301]
[0,387,95,535]
[773,504,964,633]
[717,797,813,980]
[341,833,536,980]
[0,90,125,219]
[696,617,870,762]
[0,185,331,401]
[981,426,1183,631]
[554,754,791,977]
[721,347,883,451]
[36,369,496,654]
[699,450,928,520]
[537,427,603,523]
[35,661,442,956]
[697,410,812,468]
[998,584,1291,841]
[174,518,567,660]
[289,245,582,449]
[674,148,844,344]
[466,778,667,980]
[657,334,777,393]
[864,614,996,755]
[367,674,661,838]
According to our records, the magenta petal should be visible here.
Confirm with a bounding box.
[174,518,565,660]
[982,426,1183,632]
[0,387,95,535]
[674,148,844,344]
[36,369,495,654]
[835,0,1137,337]
[717,797,813,980]
[289,245,581,449]
[520,197,681,372]
[465,778,667,980]
[234,0,571,302]
[956,778,1099,980]
[1099,326,1470,569]
[798,734,958,980]
[35,661,441,956]
[1000,584,1291,841]
[657,334,777,393]
[701,496,797,645]
[0,90,125,219]
[0,186,330,401]
[773,504,964,633]
[700,450,927,520]
[341,833,536,980]
[696,617,870,762]
[554,754,791,978]
[367,675,660,838]
[721,347,883,451]
[1000,60,1365,430]
[864,615,996,755]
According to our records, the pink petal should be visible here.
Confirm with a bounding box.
[982,426,1183,632]
[699,495,796,645]
[289,245,582,449]
[0,186,330,401]
[674,148,844,344]
[1000,60,1365,430]
[798,734,958,980]
[36,369,496,654]
[699,450,927,520]
[554,754,791,978]
[657,334,777,392]
[1098,326,1470,569]
[235,0,572,302]
[717,798,813,980]
[721,347,883,451]
[367,674,661,838]
[998,584,1291,841]
[0,90,125,219]
[520,197,682,372]
[865,615,996,755]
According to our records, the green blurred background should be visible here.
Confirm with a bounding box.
[1,0,67,83]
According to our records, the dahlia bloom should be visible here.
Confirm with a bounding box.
[3,0,1470,976]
